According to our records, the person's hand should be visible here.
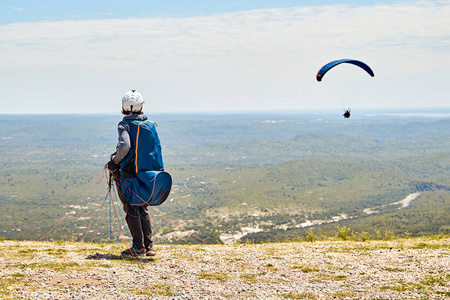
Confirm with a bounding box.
[106,160,119,172]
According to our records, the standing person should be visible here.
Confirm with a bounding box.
[106,90,164,257]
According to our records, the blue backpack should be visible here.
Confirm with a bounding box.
[119,119,172,206]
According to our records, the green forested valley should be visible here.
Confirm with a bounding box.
[0,111,449,244]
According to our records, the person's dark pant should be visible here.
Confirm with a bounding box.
[113,171,153,250]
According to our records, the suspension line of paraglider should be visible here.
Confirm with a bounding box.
[79,172,105,242]
[36,167,201,298]
[104,169,208,299]
[107,169,225,297]
[109,168,211,245]
[36,167,259,298]
[316,58,374,118]
[38,167,208,245]
[37,169,105,242]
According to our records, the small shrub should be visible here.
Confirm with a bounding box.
[351,231,371,242]
[375,230,382,239]
[384,231,395,241]
[337,226,351,241]
[304,231,315,242]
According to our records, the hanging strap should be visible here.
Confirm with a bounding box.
[134,120,150,174]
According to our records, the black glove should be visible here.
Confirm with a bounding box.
[106,160,120,172]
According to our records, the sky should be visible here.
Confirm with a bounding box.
[0,0,449,114]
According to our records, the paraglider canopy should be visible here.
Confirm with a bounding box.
[316,59,374,82]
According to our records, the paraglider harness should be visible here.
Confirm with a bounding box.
[343,109,351,119]
[109,119,172,207]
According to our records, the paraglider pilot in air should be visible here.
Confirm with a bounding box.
[106,90,164,257]
[343,109,351,119]
[316,59,374,119]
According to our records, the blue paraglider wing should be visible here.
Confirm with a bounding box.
[316,59,374,82]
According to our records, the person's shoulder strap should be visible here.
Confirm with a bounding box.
[134,120,153,173]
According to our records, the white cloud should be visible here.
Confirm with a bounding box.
[12,7,26,12]
[0,0,449,113]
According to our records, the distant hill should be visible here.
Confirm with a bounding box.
[0,112,449,243]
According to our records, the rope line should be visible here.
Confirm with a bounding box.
[151,206,210,244]
[81,172,105,242]
[39,166,218,298]
[109,169,210,245]
[41,167,210,246]
[110,186,126,242]
[90,192,109,243]
[38,169,104,241]
[105,169,203,298]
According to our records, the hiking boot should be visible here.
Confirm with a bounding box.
[146,246,156,257]
[121,247,145,257]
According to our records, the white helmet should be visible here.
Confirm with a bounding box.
[122,90,144,113]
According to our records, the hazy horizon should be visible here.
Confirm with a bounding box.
[1,106,450,117]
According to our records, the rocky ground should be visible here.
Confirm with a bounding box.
[0,236,449,299]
